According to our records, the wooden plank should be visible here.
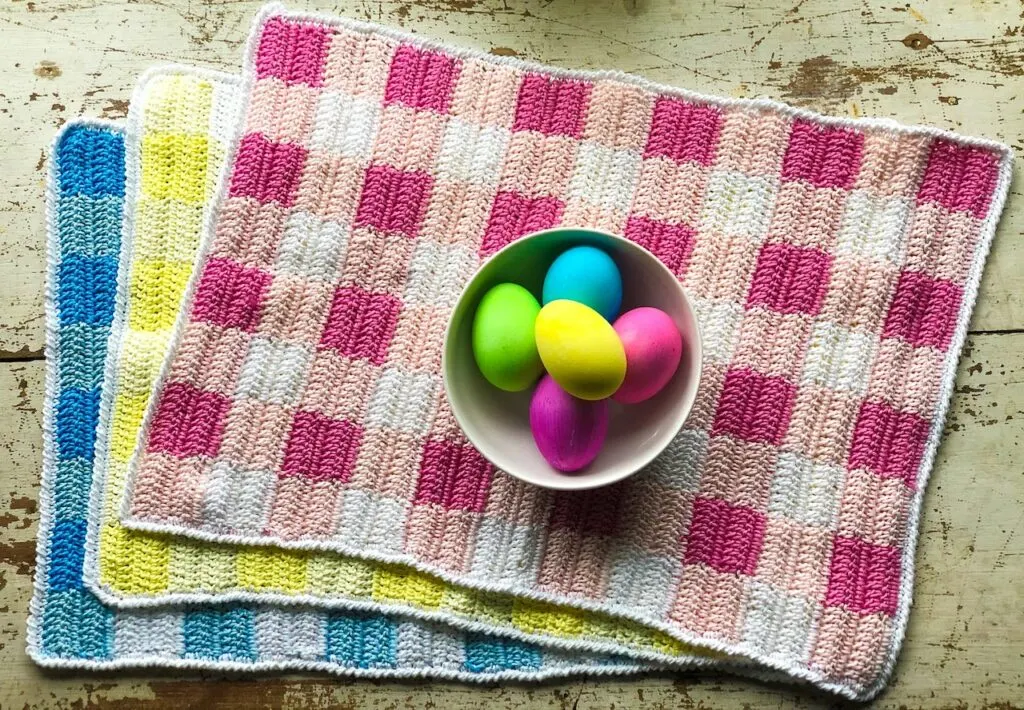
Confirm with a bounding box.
[2,327,1021,708]
[1,0,1023,355]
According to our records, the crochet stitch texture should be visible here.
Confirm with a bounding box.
[120,5,1012,699]
[30,117,645,680]
[85,66,717,671]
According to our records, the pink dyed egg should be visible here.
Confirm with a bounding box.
[612,307,683,404]
[529,375,608,472]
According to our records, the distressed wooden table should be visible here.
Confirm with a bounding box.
[1,0,1022,707]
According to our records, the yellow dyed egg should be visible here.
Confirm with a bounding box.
[535,300,626,401]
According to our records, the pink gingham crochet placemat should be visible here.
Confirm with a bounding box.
[120,3,1012,699]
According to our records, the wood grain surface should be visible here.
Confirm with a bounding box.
[0,0,1021,708]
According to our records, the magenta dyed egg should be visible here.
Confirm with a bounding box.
[612,307,683,404]
[529,375,609,472]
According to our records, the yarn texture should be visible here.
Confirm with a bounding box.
[118,5,1012,700]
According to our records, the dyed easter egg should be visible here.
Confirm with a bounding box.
[542,246,623,322]
[535,300,626,401]
[472,283,543,392]
[530,375,609,472]
[612,307,683,404]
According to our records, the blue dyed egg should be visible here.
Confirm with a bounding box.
[542,246,622,322]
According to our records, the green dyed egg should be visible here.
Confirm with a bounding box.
[535,300,626,401]
[472,283,544,392]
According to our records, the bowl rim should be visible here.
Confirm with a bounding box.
[442,226,704,491]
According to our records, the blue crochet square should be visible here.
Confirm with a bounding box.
[56,125,125,198]
[55,388,100,462]
[40,588,113,660]
[47,519,87,591]
[324,614,397,668]
[57,194,123,259]
[51,458,94,522]
[57,256,118,327]
[183,608,257,661]
[57,323,110,392]
[464,635,542,673]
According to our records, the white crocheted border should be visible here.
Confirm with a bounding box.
[115,3,1016,700]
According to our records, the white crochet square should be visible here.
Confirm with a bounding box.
[255,609,325,660]
[699,170,777,242]
[276,211,349,282]
[236,337,314,407]
[834,190,911,266]
[209,79,242,147]
[800,321,877,395]
[469,516,545,587]
[335,489,408,553]
[365,367,441,436]
[742,580,815,662]
[202,461,277,534]
[395,622,465,670]
[567,142,642,213]
[403,239,478,310]
[436,117,510,188]
[309,90,380,160]
[606,549,680,617]
[643,428,707,492]
[114,610,183,659]
[769,451,844,529]
[691,297,743,364]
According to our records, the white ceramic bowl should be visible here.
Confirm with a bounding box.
[443,227,702,490]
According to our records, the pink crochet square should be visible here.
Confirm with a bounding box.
[711,367,797,446]
[684,496,767,575]
[825,535,901,615]
[229,133,308,207]
[781,120,864,189]
[848,400,929,488]
[479,191,563,257]
[413,439,493,513]
[353,164,433,238]
[319,285,401,365]
[147,381,231,459]
[624,215,696,277]
[255,17,332,87]
[644,97,722,166]
[747,243,832,316]
[512,74,591,137]
[384,44,460,113]
[281,409,363,482]
[191,258,272,333]
[881,270,962,351]
[917,139,1001,219]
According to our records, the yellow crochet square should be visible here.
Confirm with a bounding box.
[440,587,514,625]
[307,555,374,597]
[236,548,309,593]
[133,198,204,262]
[113,329,167,399]
[98,523,170,594]
[127,258,194,332]
[107,390,150,465]
[140,133,210,204]
[168,543,235,592]
[511,598,588,638]
[143,76,213,135]
[371,567,445,609]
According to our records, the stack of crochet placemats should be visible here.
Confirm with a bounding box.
[30,3,1012,700]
